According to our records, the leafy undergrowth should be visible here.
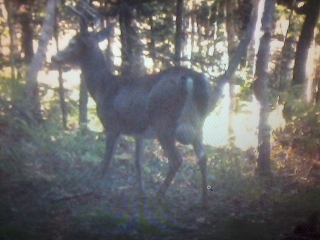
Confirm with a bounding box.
[0,120,320,240]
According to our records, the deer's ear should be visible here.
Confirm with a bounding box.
[96,23,115,42]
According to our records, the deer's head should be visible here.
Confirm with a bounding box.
[52,22,114,66]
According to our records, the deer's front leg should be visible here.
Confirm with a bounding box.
[134,136,146,197]
[101,131,119,178]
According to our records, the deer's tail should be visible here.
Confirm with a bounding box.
[175,74,210,145]
[147,69,210,144]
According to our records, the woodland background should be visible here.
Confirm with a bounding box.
[1,0,320,239]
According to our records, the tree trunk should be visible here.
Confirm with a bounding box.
[277,3,296,92]
[148,16,157,63]
[79,74,88,131]
[310,57,320,104]
[237,0,253,68]
[174,0,184,66]
[17,5,34,64]
[292,0,320,86]
[54,13,68,129]
[278,36,296,91]
[226,0,238,145]
[189,4,196,66]
[25,0,58,123]
[209,0,260,111]
[119,0,145,76]
[253,0,275,176]
[3,0,16,80]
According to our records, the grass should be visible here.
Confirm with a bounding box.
[0,119,320,239]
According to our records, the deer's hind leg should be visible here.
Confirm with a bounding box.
[193,134,208,208]
[155,121,184,202]
[101,131,119,178]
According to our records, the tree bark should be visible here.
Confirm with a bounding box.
[3,0,16,80]
[79,74,88,131]
[278,2,296,91]
[119,0,145,76]
[17,4,34,64]
[174,0,184,66]
[54,12,68,129]
[292,0,320,86]
[209,0,260,112]
[148,16,157,63]
[226,0,238,145]
[25,0,58,122]
[253,0,275,176]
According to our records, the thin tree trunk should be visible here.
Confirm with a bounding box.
[189,6,196,65]
[209,0,260,112]
[17,6,34,64]
[226,0,238,145]
[54,12,68,129]
[278,2,296,91]
[119,0,144,76]
[148,16,157,63]
[310,62,320,104]
[3,0,16,81]
[292,0,320,86]
[25,0,58,122]
[174,0,184,66]
[79,74,88,131]
[253,0,275,176]
[57,68,68,129]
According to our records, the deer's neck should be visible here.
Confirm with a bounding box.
[80,46,116,102]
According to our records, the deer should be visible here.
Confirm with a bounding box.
[51,9,211,207]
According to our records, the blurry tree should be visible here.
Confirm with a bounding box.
[174,0,184,66]
[226,0,238,145]
[16,0,34,64]
[292,0,320,87]
[210,0,260,110]
[253,0,276,176]
[118,0,145,75]
[25,0,59,123]
[79,73,88,131]
[54,7,68,129]
[3,0,16,80]
[277,10,297,93]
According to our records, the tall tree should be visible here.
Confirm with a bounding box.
[174,0,183,66]
[209,0,260,111]
[25,0,58,122]
[54,9,68,129]
[119,0,145,75]
[3,0,16,80]
[253,0,275,176]
[226,0,238,144]
[292,0,320,86]
[16,2,34,64]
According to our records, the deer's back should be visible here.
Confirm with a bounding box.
[97,67,210,138]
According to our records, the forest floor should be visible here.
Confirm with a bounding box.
[1,130,320,240]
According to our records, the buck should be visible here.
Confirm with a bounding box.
[52,18,211,206]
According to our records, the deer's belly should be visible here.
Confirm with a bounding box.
[139,126,157,139]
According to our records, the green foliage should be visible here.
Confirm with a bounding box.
[235,68,254,104]
[276,97,320,158]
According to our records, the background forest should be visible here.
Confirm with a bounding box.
[1,0,320,239]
